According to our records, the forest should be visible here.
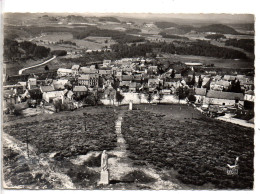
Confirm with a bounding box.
[72,28,145,43]
[110,40,248,59]
[155,22,239,35]
[4,25,145,44]
[205,34,226,40]
[225,39,254,53]
[159,32,189,40]
[4,39,50,61]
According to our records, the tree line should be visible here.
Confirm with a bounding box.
[72,28,145,44]
[4,39,50,61]
[159,32,189,40]
[110,40,248,59]
[225,38,254,53]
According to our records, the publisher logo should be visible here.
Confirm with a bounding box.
[226,157,239,175]
[227,167,238,175]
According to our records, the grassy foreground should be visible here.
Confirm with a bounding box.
[3,106,118,189]
[121,104,254,189]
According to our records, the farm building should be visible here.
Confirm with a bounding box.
[98,70,113,76]
[185,62,203,66]
[79,67,99,74]
[103,60,111,66]
[194,88,207,104]
[122,75,133,81]
[78,74,99,88]
[28,78,37,90]
[148,79,160,88]
[244,92,254,110]
[3,84,25,95]
[71,65,80,75]
[210,80,230,91]
[129,82,137,93]
[40,85,55,93]
[57,68,74,77]
[223,75,236,81]
[43,90,67,103]
[73,86,88,97]
[3,90,19,110]
[205,90,244,106]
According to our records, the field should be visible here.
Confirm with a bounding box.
[3,106,118,189]
[162,53,254,69]
[121,104,254,189]
[31,32,116,50]
[2,104,254,189]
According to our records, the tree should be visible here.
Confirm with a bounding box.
[197,75,203,88]
[145,92,154,104]
[116,91,124,105]
[170,68,175,78]
[157,93,164,104]
[203,78,211,90]
[33,46,50,58]
[107,88,116,105]
[190,72,196,86]
[93,90,103,105]
[187,94,196,103]
[111,78,120,90]
[84,93,95,105]
[175,86,190,102]
[229,79,242,93]
[44,65,49,71]
[6,102,15,114]
[53,100,62,112]
[51,50,67,56]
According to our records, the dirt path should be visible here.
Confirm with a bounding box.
[108,110,134,181]
[2,132,75,189]
[107,109,183,189]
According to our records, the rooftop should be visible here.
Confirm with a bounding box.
[207,90,244,100]
[195,88,207,96]
[73,86,88,92]
[40,85,55,93]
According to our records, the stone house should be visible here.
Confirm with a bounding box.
[210,80,230,91]
[43,90,67,103]
[194,88,207,104]
[57,68,74,77]
[205,90,244,106]
[73,86,88,97]
[78,74,99,88]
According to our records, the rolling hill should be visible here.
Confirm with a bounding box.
[155,22,240,35]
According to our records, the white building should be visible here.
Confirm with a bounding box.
[57,68,74,77]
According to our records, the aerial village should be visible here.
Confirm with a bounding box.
[3,57,255,125]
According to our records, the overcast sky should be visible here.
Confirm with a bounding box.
[2,0,258,14]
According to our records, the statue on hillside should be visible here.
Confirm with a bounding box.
[101,150,108,171]
[98,150,109,185]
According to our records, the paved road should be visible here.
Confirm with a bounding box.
[217,114,254,128]
[18,55,56,75]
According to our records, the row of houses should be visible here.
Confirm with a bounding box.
[194,88,254,108]
[3,57,255,114]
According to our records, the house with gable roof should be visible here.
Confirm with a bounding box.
[205,90,244,106]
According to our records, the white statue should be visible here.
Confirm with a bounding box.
[129,100,133,110]
[99,150,109,185]
[101,150,108,171]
